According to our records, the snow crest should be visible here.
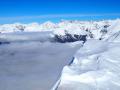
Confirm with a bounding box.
[53,38,120,90]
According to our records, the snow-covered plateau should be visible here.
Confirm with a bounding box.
[0,19,120,90]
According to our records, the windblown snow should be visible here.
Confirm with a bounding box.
[0,19,120,90]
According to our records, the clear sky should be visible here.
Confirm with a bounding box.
[0,0,120,24]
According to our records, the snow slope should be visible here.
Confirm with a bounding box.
[52,19,120,90]
[55,39,120,90]
[0,19,120,90]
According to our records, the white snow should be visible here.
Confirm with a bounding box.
[1,19,120,90]
[56,39,120,90]
[52,19,120,90]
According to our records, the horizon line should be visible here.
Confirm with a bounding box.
[0,13,120,20]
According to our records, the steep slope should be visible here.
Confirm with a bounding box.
[52,19,120,90]
[53,40,120,90]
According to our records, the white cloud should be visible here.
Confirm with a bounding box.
[0,13,120,21]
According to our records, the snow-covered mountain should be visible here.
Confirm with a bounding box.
[1,19,120,90]
[0,19,120,43]
[0,21,55,33]
[51,19,120,90]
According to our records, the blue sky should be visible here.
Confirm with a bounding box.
[0,0,120,24]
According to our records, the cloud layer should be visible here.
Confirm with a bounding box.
[0,13,120,21]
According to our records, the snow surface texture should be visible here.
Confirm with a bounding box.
[1,19,120,90]
[56,40,120,90]
[52,19,120,90]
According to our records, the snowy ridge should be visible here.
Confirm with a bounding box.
[52,19,120,90]
[53,39,120,90]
